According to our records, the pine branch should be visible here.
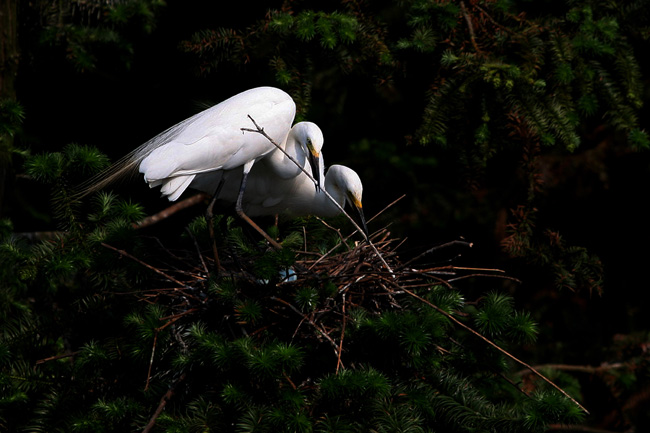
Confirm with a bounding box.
[398,286,590,415]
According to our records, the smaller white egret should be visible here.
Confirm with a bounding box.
[206,163,368,237]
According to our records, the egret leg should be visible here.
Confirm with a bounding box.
[236,161,282,250]
[206,176,226,271]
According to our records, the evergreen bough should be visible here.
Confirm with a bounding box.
[0,148,586,432]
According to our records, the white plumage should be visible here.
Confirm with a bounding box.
[75,86,366,240]
[76,86,324,206]
[138,86,323,202]
[204,163,368,234]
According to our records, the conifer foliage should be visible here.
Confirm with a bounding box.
[0,148,586,431]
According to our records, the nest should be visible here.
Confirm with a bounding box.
[106,216,497,366]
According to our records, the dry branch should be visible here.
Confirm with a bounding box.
[133,193,208,229]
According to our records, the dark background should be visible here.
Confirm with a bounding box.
[4,1,650,427]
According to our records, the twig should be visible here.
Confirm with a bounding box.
[144,310,198,392]
[315,216,351,251]
[460,1,482,54]
[272,296,342,365]
[336,292,347,374]
[35,351,79,365]
[101,243,187,288]
[474,4,515,34]
[546,425,618,433]
[159,309,200,330]
[144,332,158,391]
[516,362,627,376]
[241,116,369,241]
[367,194,406,224]
[142,373,187,433]
[185,227,209,275]
[398,240,474,270]
[447,273,521,284]
[133,193,208,229]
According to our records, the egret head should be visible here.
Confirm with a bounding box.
[295,122,324,191]
[329,165,369,238]
[347,189,368,238]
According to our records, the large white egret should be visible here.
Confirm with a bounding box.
[76,87,324,207]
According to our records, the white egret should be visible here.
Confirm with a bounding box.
[75,86,324,205]
[206,163,369,236]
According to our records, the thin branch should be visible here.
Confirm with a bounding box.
[35,351,79,365]
[133,193,208,229]
[143,310,198,392]
[516,362,627,376]
[144,331,158,392]
[142,373,187,433]
[101,243,187,288]
[185,227,209,275]
[474,4,515,34]
[315,216,351,251]
[367,194,406,224]
[546,425,619,433]
[398,240,474,270]
[336,292,347,374]
[447,273,521,284]
[460,1,482,54]
[272,296,342,365]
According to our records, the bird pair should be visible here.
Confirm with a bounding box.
[77,87,368,245]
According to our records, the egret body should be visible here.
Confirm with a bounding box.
[76,86,324,205]
[208,164,368,236]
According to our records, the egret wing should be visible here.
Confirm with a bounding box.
[138,87,296,195]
